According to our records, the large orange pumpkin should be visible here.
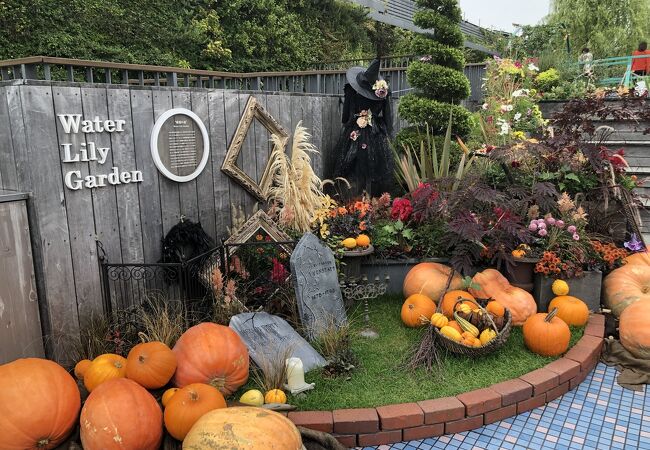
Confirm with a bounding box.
[522,309,571,356]
[619,300,650,359]
[0,358,81,450]
[624,251,650,266]
[183,406,302,449]
[604,262,650,317]
[469,269,537,326]
[401,294,437,327]
[440,290,475,319]
[126,341,177,389]
[164,383,227,440]
[548,295,589,326]
[84,353,127,392]
[173,323,249,395]
[403,262,463,302]
[80,378,162,450]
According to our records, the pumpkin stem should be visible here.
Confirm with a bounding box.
[546,308,559,322]
[190,390,199,401]
[37,438,50,448]
[138,355,146,363]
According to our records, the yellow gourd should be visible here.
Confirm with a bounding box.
[264,389,287,404]
[480,328,497,346]
[430,313,449,329]
[355,234,371,247]
[239,389,264,406]
[456,303,472,315]
[454,313,479,338]
[439,325,462,342]
[342,238,357,249]
[512,249,526,259]
[552,280,570,296]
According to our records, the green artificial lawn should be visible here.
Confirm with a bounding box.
[285,295,584,411]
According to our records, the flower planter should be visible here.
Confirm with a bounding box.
[533,270,603,312]
[360,257,449,295]
[505,257,538,293]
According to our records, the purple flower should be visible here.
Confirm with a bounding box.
[546,217,556,225]
[624,234,645,252]
[573,233,580,241]
[567,225,577,233]
[538,228,548,237]
[556,220,565,228]
[529,223,538,231]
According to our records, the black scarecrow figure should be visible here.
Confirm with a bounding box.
[332,58,394,198]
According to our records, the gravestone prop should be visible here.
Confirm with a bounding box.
[290,232,347,339]
[151,108,210,182]
[229,312,326,373]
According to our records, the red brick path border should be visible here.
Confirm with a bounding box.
[288,314,605,448]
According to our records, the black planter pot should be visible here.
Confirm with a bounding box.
[505,257,538,293]
[359,257,450,295]
[533,270,603,312]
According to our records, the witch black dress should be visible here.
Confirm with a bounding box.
[333,84,393,197]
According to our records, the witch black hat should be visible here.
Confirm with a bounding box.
[346,58,387,100]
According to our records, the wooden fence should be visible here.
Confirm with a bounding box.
[0,79,411,361]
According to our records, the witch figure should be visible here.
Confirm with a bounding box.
[332,58,393,198]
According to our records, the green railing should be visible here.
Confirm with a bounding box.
[580,54,650,87]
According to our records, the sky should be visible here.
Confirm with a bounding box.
[458,0,552,33]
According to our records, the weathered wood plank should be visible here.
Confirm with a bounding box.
[223,92,246,229]
[0,200,45,363]
[311,96,324,178]
[107,88,145,263]
[237,92,257,215]
[279,94,292,157]
[52,85,104,321]
[20,85,79,361]
[254,93,270,190]
[209,90,231,243]
[131,89,163,263]
[153,89,181,239]
[191,89,217,242]
[171,90,200,223]
[0,87,18,190]
[80,87,123,265]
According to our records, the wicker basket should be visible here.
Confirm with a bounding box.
[433,297,512,357]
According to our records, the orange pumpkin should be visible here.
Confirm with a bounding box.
[486,300,505,318]
[440,290,475,319]
[604,262,650,317]
[173,323,249,395]
[84,353,127,392]
[183,407,302,450]
[126,341,177,389]
[548,295,589,326]
[522,309,571,356]
[162,387,179,407]
[164,383,226,441]
[619,300,650,359]
[0,358,81,449]
[624,251,650,266]
[403,262,463,302]
[401,294,437,327]
[74,359,92,380]
[80,378,162,450]
[469,269,536,325]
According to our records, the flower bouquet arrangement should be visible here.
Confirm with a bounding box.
[311,195,373,254]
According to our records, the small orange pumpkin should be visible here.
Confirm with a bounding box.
[401,294,437,327]
[164,383,227,441]
[486,300,505,318]
[126,341,177,389]
[441,290,475,318]
[523,308,571,356]
[162,387,179,408]
[447,320,463,334]
[548,295,589,326]
[84,353,127,392]
[74,359,92,381]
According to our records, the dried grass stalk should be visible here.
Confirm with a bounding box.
[249,346,295,392]
[267,121,324,233]
[136,294,188,347]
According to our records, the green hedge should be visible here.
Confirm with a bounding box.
[398,94,471,136]
[415,0,462,23]
[413,11,464,48]
[407,61,470,103]
[410,36,465,71]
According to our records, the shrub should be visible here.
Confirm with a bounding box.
[535,68,561,92]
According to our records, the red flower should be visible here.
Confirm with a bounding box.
[271,258,289,283]
[391,198,413,221]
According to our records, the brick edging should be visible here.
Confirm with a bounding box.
[288,314,605,448]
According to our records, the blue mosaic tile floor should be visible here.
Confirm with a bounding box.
[364,363,648,450]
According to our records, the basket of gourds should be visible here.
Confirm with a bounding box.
[431,296,512,357]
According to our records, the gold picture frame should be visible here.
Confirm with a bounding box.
[223,210,293,257]
[221,96,289,201]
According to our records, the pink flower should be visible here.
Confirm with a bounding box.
[529,222,538,231]
[573,233,580,241]
[538,228,548,237]
[546,217,556,225]
[350,130,359,141]
[567,225,577,233]
[361,143,368,149]
[555,220,565,228]
[537,222,546,229]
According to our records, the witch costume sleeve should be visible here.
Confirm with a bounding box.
[333,59,394,197]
